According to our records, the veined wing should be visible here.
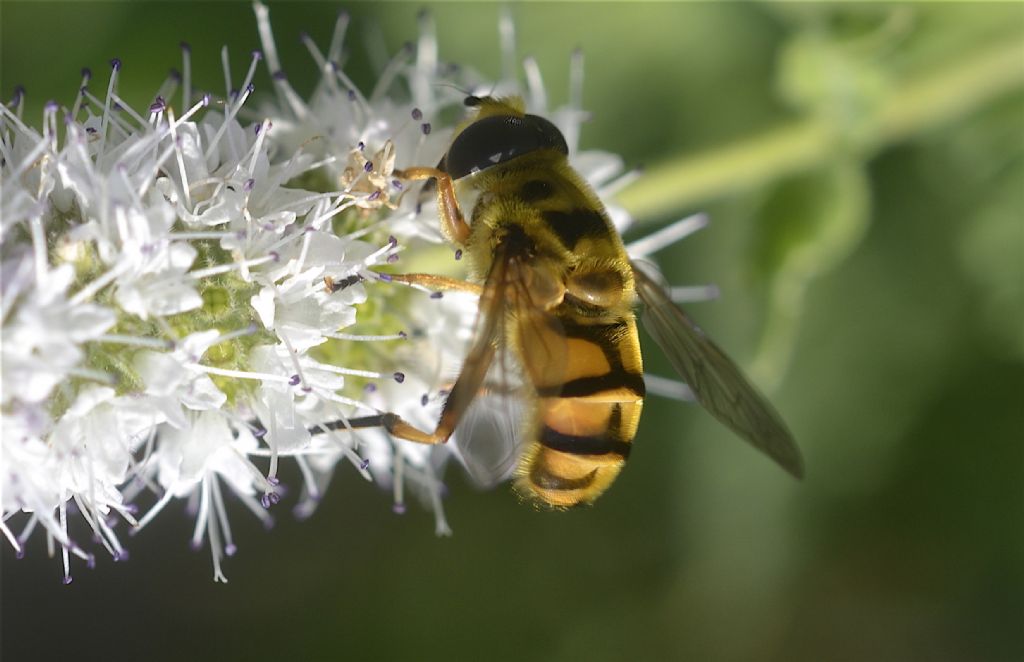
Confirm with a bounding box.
[447,244,531,486]
[457,253,573,487]
[454,368,527,488]
[632,261,804,478]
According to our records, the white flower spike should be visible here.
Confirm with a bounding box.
[1,2,700,582]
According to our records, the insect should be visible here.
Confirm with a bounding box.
[334,95,803,508]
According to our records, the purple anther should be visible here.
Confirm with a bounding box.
[254,123,261,135]
[44,100,58,112]
[454,249,463,260]
[110,58,122,71]
[180,41,191,53]
[112,102,123,111]
[367,190,381,201]
[169,68,181,82]
[81,86,89,97]
[359,458,370,471]
[81,67,92,80]
[268,475,281,486]
[86,127,97,134]
[251,50,263,61]
[243,178,255,192]
[363,160,374,173]
[63,576,74,585]
[392,502,407,515]
[114,549,129,562]
[393,371,405,383]
[246,82,255,93]
[261,494,272,508]
[363,383,377,394]
[225,543,238,556]
[201,93,211,107]
[411,108,423,121]
[387,254,399,264]
[357,141,365,151]
[420,394,429,406]
[272,70,287,81]
[229,89,239,101]
[15,548,25,560]
[392,179,403,190]
[430,291,443,299]
[269,250,280,262]
[421,123,432,135]
[398,330,408,339]
[268,492,281,505]
[388,235,398,247]
[149,96,166,113]
[378,273,393,283]
[302,385,313,393]
[288,374,301,386]
[348,89,357,101]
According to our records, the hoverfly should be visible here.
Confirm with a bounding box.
[332,95,803,507]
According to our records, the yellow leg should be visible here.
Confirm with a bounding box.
[333,262,504,447]
[324,273,481,296]
[389,273,482,295]
[316,414,449,445]
[394,166,470,245]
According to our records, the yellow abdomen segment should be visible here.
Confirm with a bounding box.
[515,313,645,508]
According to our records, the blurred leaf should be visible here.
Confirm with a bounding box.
[956,159,1024,360]
[750,160,871,386]
[775,22,892,151]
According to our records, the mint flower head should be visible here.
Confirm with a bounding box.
[1,2,699,583]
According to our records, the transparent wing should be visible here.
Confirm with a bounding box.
[455,367,527,488]
[433,248,511,443]
[447,246,529,487]
[632,261,804,478]
[455,256,570,487]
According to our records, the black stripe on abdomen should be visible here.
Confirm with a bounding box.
[529,465,598,491]
[536,371,645,399]
[538,404,631,458]
[539,426,632,458]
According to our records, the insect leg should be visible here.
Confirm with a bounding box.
[389,273,482,295]
[394,166,470,245]
[349,254,508,446]
[315,337,495,447]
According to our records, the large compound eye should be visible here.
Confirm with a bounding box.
[445,114,569,180]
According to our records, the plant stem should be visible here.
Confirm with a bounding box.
[617,37,1024,220]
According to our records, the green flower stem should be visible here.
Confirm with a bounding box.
[617,37,1024,220]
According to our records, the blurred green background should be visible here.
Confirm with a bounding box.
[2,2,1022,661]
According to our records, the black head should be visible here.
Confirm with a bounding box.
[445,113,569,180]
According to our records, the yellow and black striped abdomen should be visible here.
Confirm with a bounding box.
[515,311,645,507]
